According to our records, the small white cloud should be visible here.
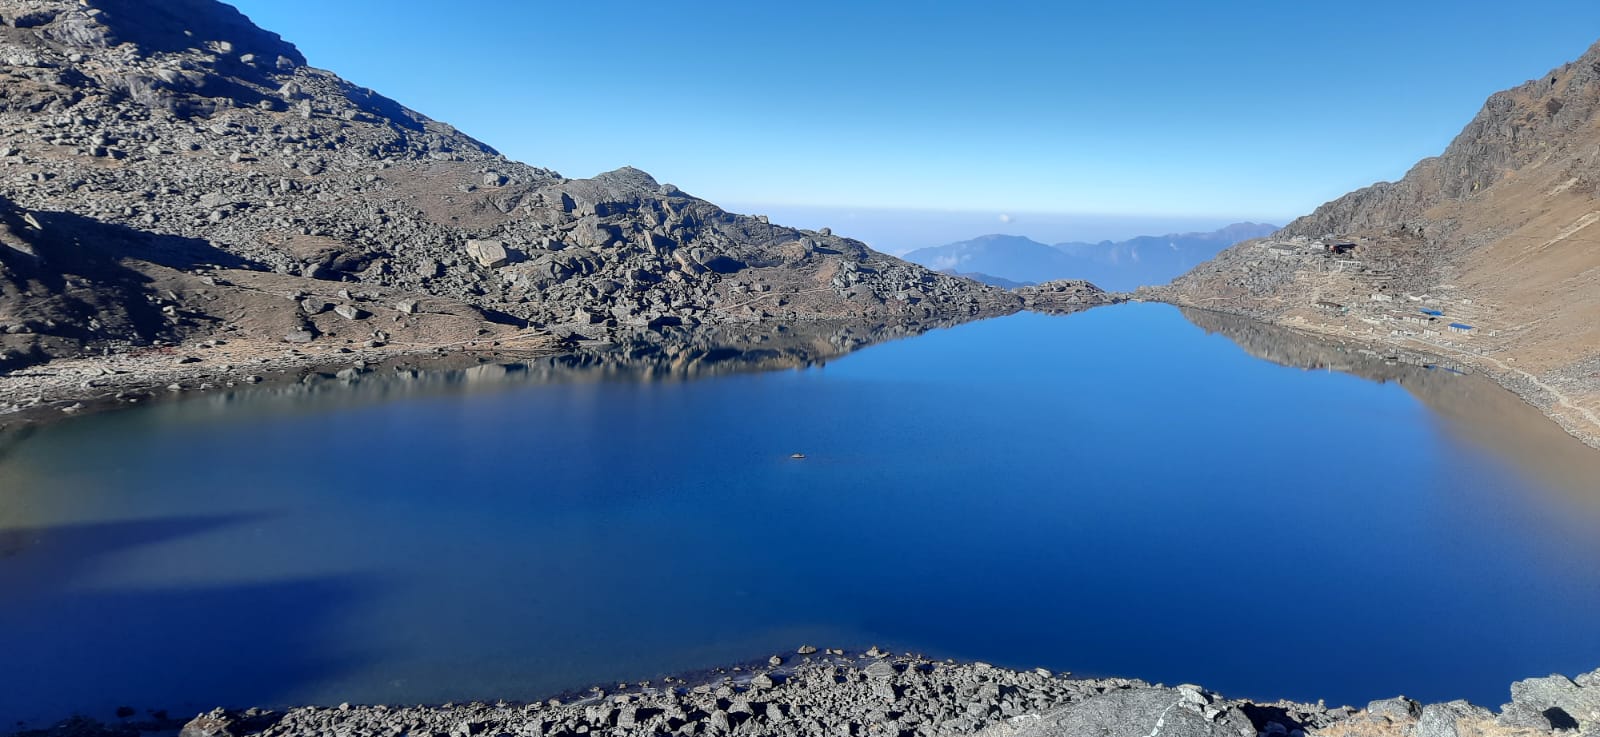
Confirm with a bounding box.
[998,214,1013,224]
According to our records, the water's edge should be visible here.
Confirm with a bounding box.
[15,653,1595,737]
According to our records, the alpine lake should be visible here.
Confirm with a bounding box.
[3,303,1599,726]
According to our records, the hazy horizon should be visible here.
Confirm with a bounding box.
[719,203,1274,256]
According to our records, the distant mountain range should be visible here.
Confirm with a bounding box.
[904,223,1278,291]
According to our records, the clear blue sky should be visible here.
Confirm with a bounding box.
[230,0,1600,227]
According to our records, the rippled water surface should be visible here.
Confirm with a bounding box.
[4,304,1599,724]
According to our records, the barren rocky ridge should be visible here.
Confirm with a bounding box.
[0,0,1023,383]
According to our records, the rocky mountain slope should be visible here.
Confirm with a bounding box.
[905,223,1276,291]
[1160,41,1600,447]
[0,0,1017,377]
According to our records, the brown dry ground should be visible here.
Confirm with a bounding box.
[1265,164,1600,448]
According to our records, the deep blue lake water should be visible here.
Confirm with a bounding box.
[3,303,1600,725]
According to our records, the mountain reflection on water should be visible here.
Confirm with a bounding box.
[120,317,974,422]
[1179,306,1600,502]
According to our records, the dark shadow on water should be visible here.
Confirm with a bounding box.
[0,515,254,577]
[0,516,375,727]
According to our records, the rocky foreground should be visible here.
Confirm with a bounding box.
[22,654,1599,737]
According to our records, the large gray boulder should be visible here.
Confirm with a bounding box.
[1505,670,1600,731]
[464,239,511,269]
[1414,700,1496,737]
[1365,696,1421,722]
[974,687,1255,737]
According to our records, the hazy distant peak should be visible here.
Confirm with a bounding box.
[1201,222,1281,241]
[1060,222,1279,248]
[971,233,1047,242]
[903,222,1276,290]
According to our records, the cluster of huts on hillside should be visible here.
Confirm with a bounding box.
[1264,238,1365,272]
[1317,299,1478,336]
[1254,238,1492,342]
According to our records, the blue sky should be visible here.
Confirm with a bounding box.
[230,0,1600,241]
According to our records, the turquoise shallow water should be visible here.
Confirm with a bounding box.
[3,303,1599,725]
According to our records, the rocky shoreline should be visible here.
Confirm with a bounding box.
[12,653,1598,737]
[7,294,1596,457]
[0,309,1029,432]
[0,331,560,430]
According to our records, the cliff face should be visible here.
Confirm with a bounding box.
[1161,40,1600,446]
[0,0,1016,372]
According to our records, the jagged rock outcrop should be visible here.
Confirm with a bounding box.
[0,0,1017,373]
[1159,39,1600,447]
